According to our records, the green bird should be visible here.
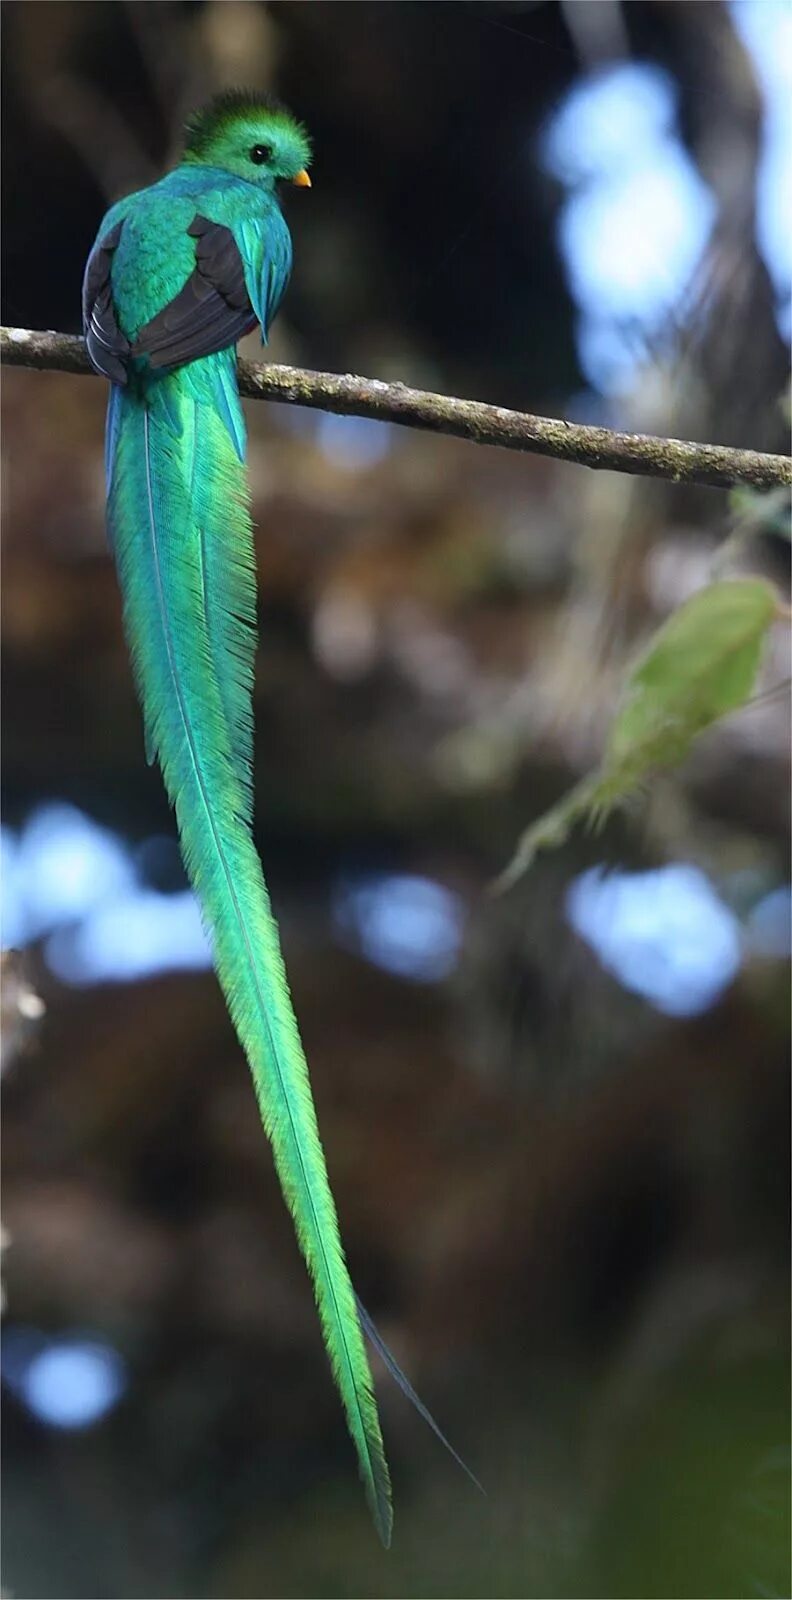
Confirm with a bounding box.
[82,90,394,1544]
[84,90,480,1542]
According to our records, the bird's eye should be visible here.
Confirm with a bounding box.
[249,144,273,165]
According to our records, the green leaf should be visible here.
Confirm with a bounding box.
[607,578,777,773]
[496,580,778,891]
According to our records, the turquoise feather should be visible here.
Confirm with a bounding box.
[187,355,256,809]
[108,371,391,1545]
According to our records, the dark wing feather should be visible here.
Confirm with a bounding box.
[82,221,130,385]
[132,216,256,369]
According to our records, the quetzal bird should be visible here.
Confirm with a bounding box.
[82,91,396,1543]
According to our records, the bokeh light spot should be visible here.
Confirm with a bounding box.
[333,872,464,982]
[4,1332,127,1431]
[566,863,742,1016]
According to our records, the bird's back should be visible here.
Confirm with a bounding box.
[105,167,279,347]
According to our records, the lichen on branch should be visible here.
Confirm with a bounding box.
[2,324,790,493]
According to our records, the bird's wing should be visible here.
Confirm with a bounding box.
[131,216,258,371]
[83,213,257,383]
[82,221,131,385]
[84,207,292,385]
[232,212,293,343]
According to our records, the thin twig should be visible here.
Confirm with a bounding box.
[2,325,790,493]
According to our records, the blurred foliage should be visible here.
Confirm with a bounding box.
[499,576,782,887]
[2,2,790,1598]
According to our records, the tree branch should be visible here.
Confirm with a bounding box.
[3,325,790,493]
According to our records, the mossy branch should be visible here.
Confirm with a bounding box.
[2,324,790,493]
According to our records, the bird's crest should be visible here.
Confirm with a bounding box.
[184,89,311,161]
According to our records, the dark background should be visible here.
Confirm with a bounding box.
[2,3,790,1597]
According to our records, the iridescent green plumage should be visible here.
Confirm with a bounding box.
[85,96,392,1545]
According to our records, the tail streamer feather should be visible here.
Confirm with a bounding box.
[185,353,257,809]
[356,1296,485,1496]
[108,365,392,1546]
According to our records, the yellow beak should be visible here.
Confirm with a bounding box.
[293,169,312,188]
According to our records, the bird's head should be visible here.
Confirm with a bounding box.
[182,90,312,191]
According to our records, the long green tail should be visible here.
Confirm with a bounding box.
[108,362,392,1545]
